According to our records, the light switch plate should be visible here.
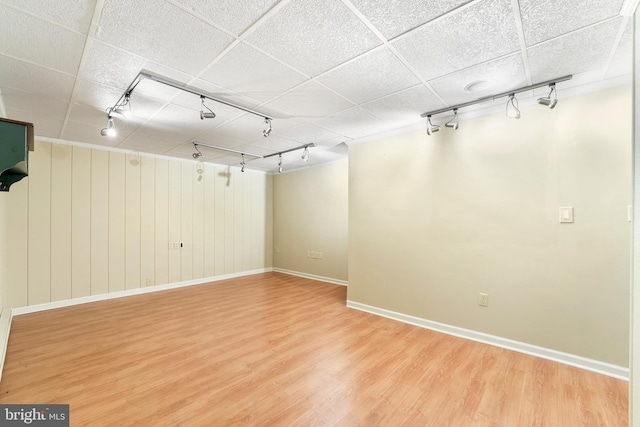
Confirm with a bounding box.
[559,206,574,223]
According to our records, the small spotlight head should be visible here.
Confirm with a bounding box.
[100,116,116,137]
[278,153,283,173]
[301,147,309,162]
[426,115,440,135]
[537,84,558,109]
[263,118,272,137]
[506,94,521,119]
[200,96,216,119]
[444,109,459,130]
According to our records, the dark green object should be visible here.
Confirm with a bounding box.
[0,119,29,191]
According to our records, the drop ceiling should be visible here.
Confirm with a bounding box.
[0,0,634,172]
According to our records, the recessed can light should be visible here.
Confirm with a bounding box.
[464,80,491,92]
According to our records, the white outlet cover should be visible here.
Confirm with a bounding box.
[559,206,574,223]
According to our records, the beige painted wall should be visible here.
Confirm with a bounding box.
[273,161,348,281]
[349,85,632,366]
[1,140,273,308]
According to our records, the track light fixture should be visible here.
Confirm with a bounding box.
[426,115,440,135]
[537,83,558,109]
[506,94,521,119]
[241,154,246,173]
[278,153,283,173]
[200,96,216,120]
[192,145,202,159]
[421,75,571,130]
[100,115,116,137]
[104,71,272,138]
[444,108,459,130]
[263,118,272,137]
[301,147,309,162]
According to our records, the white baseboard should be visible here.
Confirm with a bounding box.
[12,268,273,316]
[347,300,629,381]
[0,307,13,382]
[273,268,348,286]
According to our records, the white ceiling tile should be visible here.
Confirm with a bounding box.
[429,54,527,106]
[2,88,69,137]
[96,0,234,75]
[252,135,304,152]
[245,0,382,77]
[528,18,622,83]
[118,133,181,152]
[392,0,520,81]
[265,81,354,118]
[1,0,97,34]
[606,20,632,79]
[0,5,86,75]
[200,43,308,102]
[81,41,194,92]
[350,0,471,40]
[317,47,421,104]
[279,123,346,146]
[0,56,75,100]
[520,0,624,46]
[135,103,223,140]
[169,0,279,35]
[361,85,445,122]
[316,107,389,139]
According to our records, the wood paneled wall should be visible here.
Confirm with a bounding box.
[1,140,273,308]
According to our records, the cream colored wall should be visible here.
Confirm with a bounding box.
[349,85,632,366]
[3,140,273,308]
[273,161,348,281]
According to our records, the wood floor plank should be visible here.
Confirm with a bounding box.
[0,272,628,426]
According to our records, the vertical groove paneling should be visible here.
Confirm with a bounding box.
[125,154,141,289]
[180,163,193,281]
[234,172,244,273]
[192,165,205,279]
[3,141,272,309]
[155,159,169,286]
[168,161,181,283]
[203,163,215,277]
[224,169,234,273]
[90,150,109,296]
[71,146,91,298]
[214,165,225,275]
[108,152,126,293]
[5,178,27,307]
[50,144,72,301]
[27,140,51,305]
[242,172,251,271]
[140,156,155,286]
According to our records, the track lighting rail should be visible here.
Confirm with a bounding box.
[262,143,315,158]
[106,71,273,121]
[420,75,572,118]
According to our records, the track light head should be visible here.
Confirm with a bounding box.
[200,96,216,120]
[301,147,309,162]
[263,118,272,137]
[192,145,202,159]
[506,94,521,119]
[278,153,283,173]
[426,115,440,135]
[537,84,558,109]
[444,109,459,130]
[100,116,116,137]
[241,154,246,173]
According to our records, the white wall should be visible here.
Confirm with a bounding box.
[348,85,632,366]
[273,160,348,281]
[1,140,273,308]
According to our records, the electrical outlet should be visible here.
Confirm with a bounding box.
[479,293,489,307]
[168,242,173,250]
[307,251,323,259]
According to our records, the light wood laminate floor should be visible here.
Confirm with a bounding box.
[0,273,628,426]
